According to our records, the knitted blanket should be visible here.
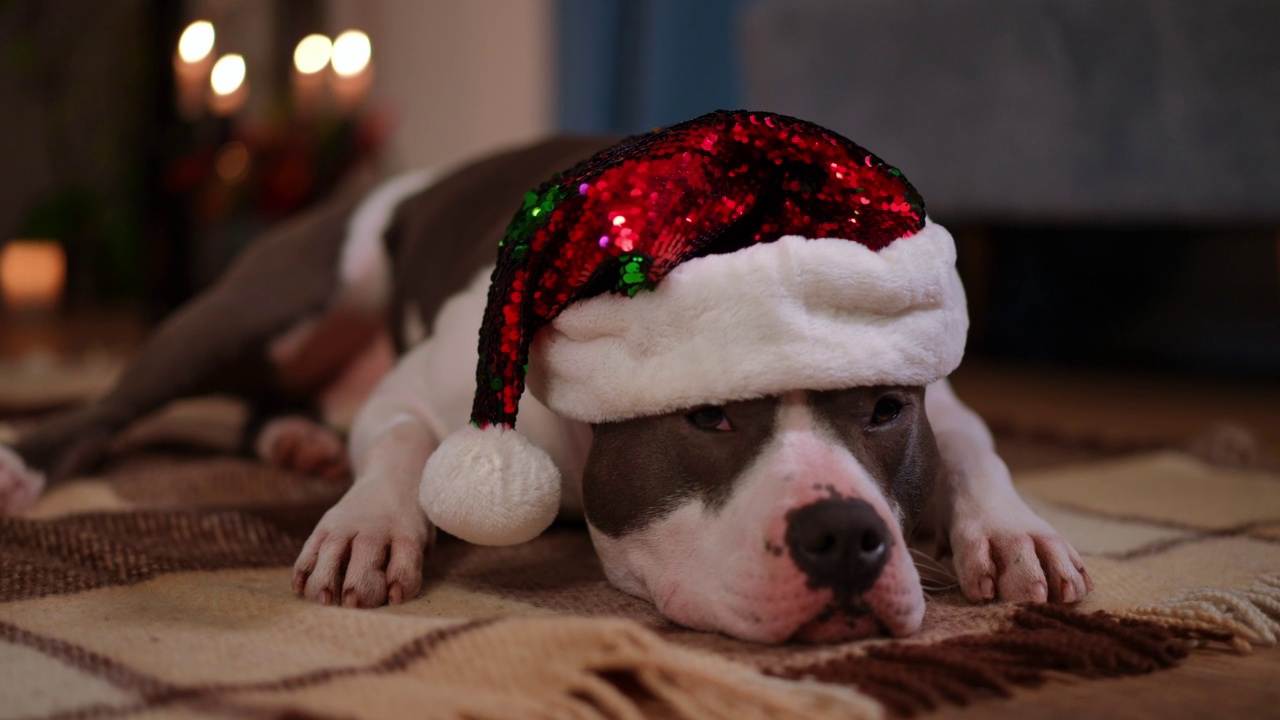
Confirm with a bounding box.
[2,380,1278,719]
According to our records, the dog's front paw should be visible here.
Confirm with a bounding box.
[948,500,1092,604]
[0,446,45,516]
[292,482,433,607]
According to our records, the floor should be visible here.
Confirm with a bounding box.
[950,362,1280,469]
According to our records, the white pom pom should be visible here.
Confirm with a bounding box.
[419,424,561,546]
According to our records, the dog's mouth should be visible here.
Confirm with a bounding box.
[788,598,886,643]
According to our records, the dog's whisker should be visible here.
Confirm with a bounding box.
[911,547,960,593]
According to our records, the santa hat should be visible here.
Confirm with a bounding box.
[419,110,968,546]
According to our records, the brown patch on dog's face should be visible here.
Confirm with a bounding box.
[809,386,940,534]
[583,386,940,539]
[583,396,779,537]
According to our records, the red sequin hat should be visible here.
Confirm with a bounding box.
[420,110,968,545]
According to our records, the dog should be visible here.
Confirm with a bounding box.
[1,116,1090,643]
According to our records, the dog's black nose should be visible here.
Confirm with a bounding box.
[785,498,891,598]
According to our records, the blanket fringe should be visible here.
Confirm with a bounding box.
[413,618,884,720]
[764,603,1195,717]
[1118,573,1280,652]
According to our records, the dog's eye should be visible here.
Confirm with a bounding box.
[686,406,732,432]
[870,397,902,426]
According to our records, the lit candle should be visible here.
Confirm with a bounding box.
[208,53,249,116]
[174,20,215,120]
[330,30,373,114]
[292,33,332,118]
[1,240,66,314]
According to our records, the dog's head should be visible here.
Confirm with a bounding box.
[418,114,968,642]
[582,386,938,643]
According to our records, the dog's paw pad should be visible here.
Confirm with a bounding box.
[256,416,348,479]
[0,446,46,516]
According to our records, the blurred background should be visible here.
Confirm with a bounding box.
[0,0,1276,395]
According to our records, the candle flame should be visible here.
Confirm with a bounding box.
[210,54,246,96]
[178,21,216,63]
[331,30,371,77]
[294,34,333,75]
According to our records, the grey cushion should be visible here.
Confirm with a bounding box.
[741,0,1280,222]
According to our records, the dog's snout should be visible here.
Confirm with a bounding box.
[785,498,891,598]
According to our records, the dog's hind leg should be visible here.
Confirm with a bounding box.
[253,414,349,480]
[1,176,375,511]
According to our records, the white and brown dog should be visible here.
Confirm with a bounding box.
[0,112,1090,643]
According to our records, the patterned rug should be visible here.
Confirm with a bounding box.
[2,394,1278,719]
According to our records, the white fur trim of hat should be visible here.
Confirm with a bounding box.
[528,219,967,423]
